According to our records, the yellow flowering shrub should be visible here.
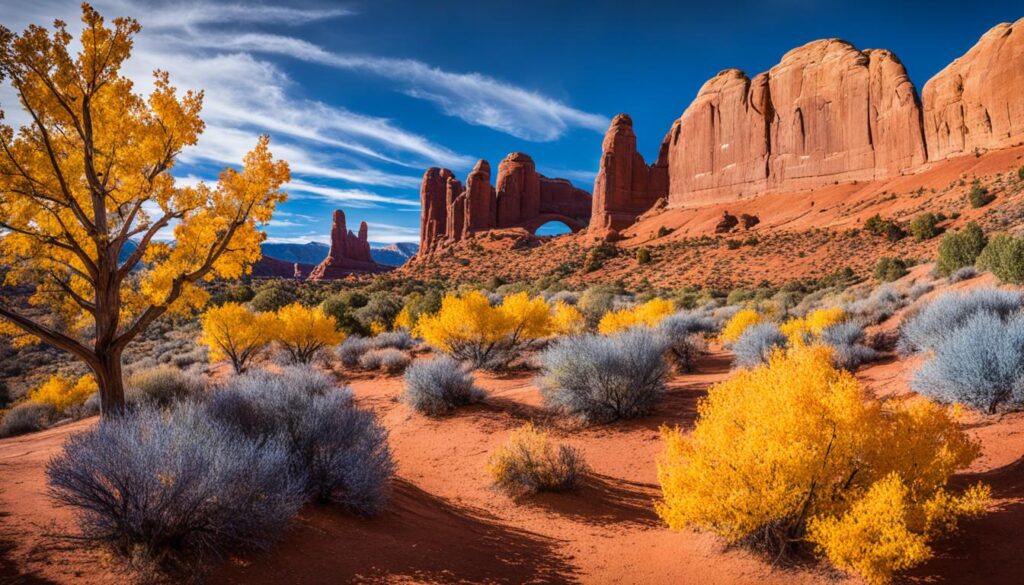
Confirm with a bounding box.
[656,345,985,584]
[551,301,585,335]
[393,306,414,331]
[200,302,275,373]
[370,321,388,336]
[273,303,345,364]
[719,308,763,345]
[29,374,96,413]
[808,474,989,585]
[486,423,587,497]
[415,291,561,369]
[597,298,675,334]
[780,307,848,345]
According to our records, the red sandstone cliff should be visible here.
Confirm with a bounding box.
[586,20,1024,233]
[308,210,390,280]
[922,17,1024,160]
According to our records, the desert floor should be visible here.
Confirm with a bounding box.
[2,334,1023,584]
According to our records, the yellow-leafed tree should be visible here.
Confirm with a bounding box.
[415,290,559,369]
[273,303,344,364]
[200,302,276,373]
[28,374,96,413]
[597,298,674,334]
[0,5,289,413]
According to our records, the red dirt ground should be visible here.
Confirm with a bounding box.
[3,340,1023,584]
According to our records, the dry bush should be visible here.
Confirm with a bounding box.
[487,423,587,498]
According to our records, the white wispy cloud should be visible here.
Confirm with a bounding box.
[286,179,420,208]
[197,32,610,141]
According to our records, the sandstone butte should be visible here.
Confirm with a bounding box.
[418,152,591,252]
[306,210,391,280]
[585,18,1024,237]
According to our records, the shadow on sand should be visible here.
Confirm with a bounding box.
[213,479,580,584]
[903,457,1024,584]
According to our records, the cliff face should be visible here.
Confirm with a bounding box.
[308,210,390,280]
[590,114,668,234]
[586,19,1024,232]
[922,17,1024,160]
[418,153,591,252]
[663,40,927,206]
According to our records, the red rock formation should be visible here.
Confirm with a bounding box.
[446,176,466,242]
[417,154,591,252]
[464,160,495,233]
[496,153,542,227]
[308,210,389,280]
[589,114,668,234]
[419,167,453,251]
[663,40,927,207]
[922,18,1024,160]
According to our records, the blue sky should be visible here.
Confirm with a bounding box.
[2,1,1021,244]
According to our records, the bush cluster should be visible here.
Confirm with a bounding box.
[968,180,994,208]
[935,222,986,277]
[899,288,1022,354]
[908,213,939,242]
[598,298,674,334]
[731,322,788,369]
[657,346,988,585]
[402,356,484,415]
[538,329,668,424]
[45,367,394,571]
[978,233,1024,284]
[873,257,908,282]
[658,312,717,372]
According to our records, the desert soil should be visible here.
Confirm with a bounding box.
[2,341,1022,584]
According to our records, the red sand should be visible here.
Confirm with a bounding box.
[2,340,1023,584]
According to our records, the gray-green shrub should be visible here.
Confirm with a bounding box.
[538,329,669,423]
[402,357,484,416]
[658,312,717,372]
[124,365,205,407]
[0,402,57,437]
[912,312,1024,413]
[978,233,1024,284]
[732,323,788,369]
[899,288,1023,354]
[207,367,393,516]
[46,402,305,569]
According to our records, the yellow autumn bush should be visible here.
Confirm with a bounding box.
[719,308,763,345]
[200,302,275,373]
[779,307,848,345]
[29,374,96,414]
[597,298,675,334]
[273,303,345,364]
[551,301,585,335]
[415,291,564,369]
[656,345,986,584]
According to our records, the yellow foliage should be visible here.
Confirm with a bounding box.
[414,291,561,368]
[273,303,344,364]
[486,423,585,497]
[29,374,96,414]
[656,346,984,583]
[719,308,763,345]
[807,475,989,585]
[0,6,289,412]
[200,302,274,373]
[597,298,675,334]
[780,307,848,345]
[551,301,585,335]
[370,321,387,336]
[393,306,414,331]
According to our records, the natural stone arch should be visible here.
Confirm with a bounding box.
[519,213,586,235]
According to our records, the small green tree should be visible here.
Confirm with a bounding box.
[873,257,908,282]
[909,213,939,242]
[978,233,1024,284]
[935,222,987,276]
[636,247,652,265]
[968,180,995,208]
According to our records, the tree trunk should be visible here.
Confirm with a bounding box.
[93,349,126,416]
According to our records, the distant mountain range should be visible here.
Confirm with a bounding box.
[260,241,419,267]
